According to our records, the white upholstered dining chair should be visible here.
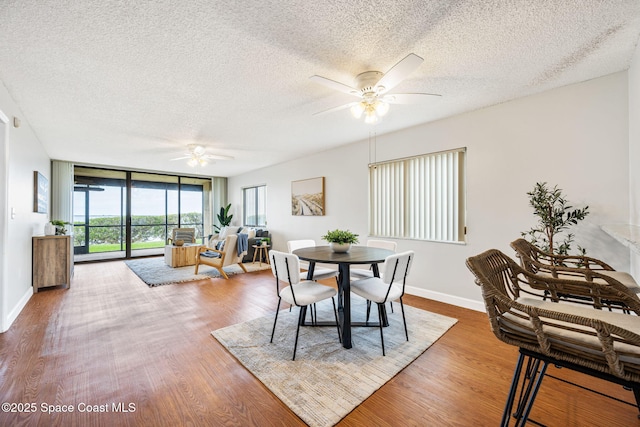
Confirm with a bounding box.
[350,251,414,356]
[350,239,398,279]
[350,239,399,315]
[269,250,341,360]
[287,240,339,282]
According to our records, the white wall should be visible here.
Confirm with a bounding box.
[0,81,50,332]
[229,72,630,310]
[629,41,640,278]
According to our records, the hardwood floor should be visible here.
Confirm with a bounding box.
[1,260,639,426]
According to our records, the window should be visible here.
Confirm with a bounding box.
[243,185,266,227]
[369,148,466,242]
[74,167,213,261]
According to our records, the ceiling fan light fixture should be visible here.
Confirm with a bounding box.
[311,53,436,124]
[364,108,378,124]
[375,100,389,116]
[187,157,199,167]
[351,102,365,118]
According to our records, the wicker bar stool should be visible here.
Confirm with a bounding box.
[511,238,640,296]
[466,249,640,426]
[510,238,640,313]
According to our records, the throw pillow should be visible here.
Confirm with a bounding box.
[239,227,257,239]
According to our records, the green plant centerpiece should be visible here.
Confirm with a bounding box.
[51,219,69,235]
[214,203,233,233]
[321,229,359,253]
[521,182,589,256]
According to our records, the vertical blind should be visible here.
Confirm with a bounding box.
[369,148,466,242]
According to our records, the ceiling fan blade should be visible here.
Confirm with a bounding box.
[310,75,359,96]
[382,93,441,104]
[376,53,424,94]
[170,156,191,161]
[204,154,234,161]
[312,101,358,116]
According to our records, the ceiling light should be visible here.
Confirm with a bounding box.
[364,107,378,124]
[351,95,388,124]
[350,102,365,119]
[375,100,389,116]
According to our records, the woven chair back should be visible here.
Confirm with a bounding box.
[466,248,640,383]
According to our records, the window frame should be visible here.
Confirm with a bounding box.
[242,184,267,227]
[368,147,466,243]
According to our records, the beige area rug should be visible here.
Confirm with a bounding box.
[212,296,458,426]
[124,257,271,287]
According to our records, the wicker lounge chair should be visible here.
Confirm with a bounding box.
[466,249,640,426]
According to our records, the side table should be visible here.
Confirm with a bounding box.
[164,244,204,268]
[252,244,270,266]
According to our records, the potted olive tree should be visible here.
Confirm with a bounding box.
[521,182,589,255]
[321,229,359,253]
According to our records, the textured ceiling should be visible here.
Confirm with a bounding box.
[1,1,639,177]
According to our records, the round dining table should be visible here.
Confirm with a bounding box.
[293,245,394,349]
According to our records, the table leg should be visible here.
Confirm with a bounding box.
[306,262,315,280]
[372,263,380,277]
[338,263,352,349]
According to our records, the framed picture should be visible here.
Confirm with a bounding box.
[34,171,48,214]
[292,177,325,216]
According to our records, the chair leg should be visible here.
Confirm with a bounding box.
[331,297,342,343]
[270,298,282,343]
[366,301,372,323]
[632,386,640,417]
[377,303,386,356]
[399,297,408,341]
[305,304,316,325]
[216,267,229,279]
[292,306,305,361]
[515,360,548,426]
[389,301,394,313]
[501,353,548,427]
[312,303,317,325]
[501,353,526,427]
[513,357,539,419]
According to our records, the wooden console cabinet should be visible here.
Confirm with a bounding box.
[32,235,72,292]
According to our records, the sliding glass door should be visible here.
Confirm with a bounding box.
[74,168,127,259]
[74,167,211,262]
[130,173,179,257]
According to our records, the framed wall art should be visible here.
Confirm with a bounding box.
[291,177,325,216]
[34,171,48,214]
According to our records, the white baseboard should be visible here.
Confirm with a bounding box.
[2,287,33,332]
[405,285,486,312]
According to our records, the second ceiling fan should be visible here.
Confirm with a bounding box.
[310,53,441,124]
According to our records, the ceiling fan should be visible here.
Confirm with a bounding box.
[310,53,441,124]
[171,144,234,167]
